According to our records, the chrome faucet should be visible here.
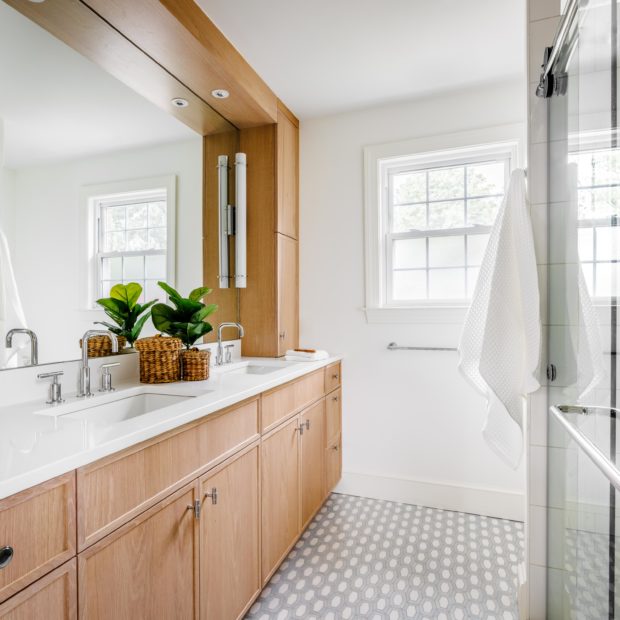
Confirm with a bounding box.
[216,322,244,366]
[78,330,118,397]
[5,328,38,366]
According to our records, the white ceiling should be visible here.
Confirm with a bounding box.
[0,2,195,169]
[195,0,526,119]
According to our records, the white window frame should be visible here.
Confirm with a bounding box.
[80,175,176,309]
[363,124,523,324]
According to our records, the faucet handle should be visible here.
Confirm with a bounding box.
[224,344,234,364]
[99,363,120,393]
[37,371,64,405]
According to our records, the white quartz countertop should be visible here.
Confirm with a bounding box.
[0,356,341,500]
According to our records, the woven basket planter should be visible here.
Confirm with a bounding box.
[180,348,210,381]
[79,335,126,358]
[134,335,182,384]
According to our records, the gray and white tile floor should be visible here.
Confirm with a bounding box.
[246,493,524,620]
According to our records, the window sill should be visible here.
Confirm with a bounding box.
[363,306,468,325]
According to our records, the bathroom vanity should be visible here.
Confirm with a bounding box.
[0,358,342,619]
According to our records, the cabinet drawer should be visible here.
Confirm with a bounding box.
[77,398,259,550]
[261,370,323,432]
[324,362,341,394]
[0,559,77,620]
[0,472,76,604]
[325,388,342,445]
[201,398,259,466]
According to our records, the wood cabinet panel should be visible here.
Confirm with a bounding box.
[200,446,260,620]
[0,472,75,604]
[261,370,324,432]
[276,104,299,239]
[201,398,259,466]
[276,234,299,356]
[324,362,342,394]
[0,559,77,620]
[78,484,199,620]
[325,388,342,446]
[261,417,300,583]
[301,401,326,528]
[326,436,342,495]
[77,399,258,550]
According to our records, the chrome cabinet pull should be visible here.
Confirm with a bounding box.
[332,396,339,402]
[187,500,201,519]
[205,488,218,505]
[295,424,304,435]
[279,331,286,340]
[305,419,310,431]
[332,445,339,451]
[0,546,14,569]
[332,373,339,380]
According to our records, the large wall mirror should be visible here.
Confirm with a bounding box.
[0,0,240,370]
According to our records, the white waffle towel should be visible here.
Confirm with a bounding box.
[458,169,541,468]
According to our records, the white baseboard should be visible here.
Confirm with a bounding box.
[335,471,525,521]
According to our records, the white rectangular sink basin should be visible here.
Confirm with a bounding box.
[215,361,291,376]
[64,393,194,424]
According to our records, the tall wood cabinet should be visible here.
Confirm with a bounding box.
[238,101,300,357]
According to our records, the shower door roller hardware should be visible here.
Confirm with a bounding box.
[204,488,218,505]
[547,364,557,382]
[217,153,247,289]
[187,500,201,520]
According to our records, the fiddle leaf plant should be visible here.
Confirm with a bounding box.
[95,282,157,346]
[151,282,217,349]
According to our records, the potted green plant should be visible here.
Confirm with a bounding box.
[151,282,217,381]
[93,283,157,353]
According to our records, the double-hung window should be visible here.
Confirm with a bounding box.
[84,176,176,306]
[364,133,520,322]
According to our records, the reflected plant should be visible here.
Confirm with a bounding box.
[95,282,157,346]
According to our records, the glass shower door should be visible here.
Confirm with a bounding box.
[545,0,620,617]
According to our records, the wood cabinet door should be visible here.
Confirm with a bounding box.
[0,560,76,620]
[261,417,300,583]
[326,437,342,495]
[276,105,298,240]
[200,446,260,620]
[78,483,199,620]
[276,233,299,356]
[300,400,326,528]
[325,388,342,446]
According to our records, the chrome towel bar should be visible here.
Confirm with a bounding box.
[387,342,457,352]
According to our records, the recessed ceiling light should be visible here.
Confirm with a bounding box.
[211,89,230,100]
[171,98,189,108]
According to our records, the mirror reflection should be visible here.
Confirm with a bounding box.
[0,1,205,369]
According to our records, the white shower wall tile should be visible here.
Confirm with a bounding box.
[528,563,547,620]
[530,203,548,265]
[528,85,549,144]
[528,388,548,447]
[528,142,549,207]
[528,504,547,567]
[529,445,548,506]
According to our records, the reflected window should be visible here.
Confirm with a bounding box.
[383,151,511,303]
[85,178,176,306]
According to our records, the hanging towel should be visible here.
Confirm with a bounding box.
[0,227,28,367]
[458,169,541,468]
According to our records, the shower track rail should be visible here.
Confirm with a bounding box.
[549,405,620,491]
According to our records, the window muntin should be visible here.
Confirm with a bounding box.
[571,147,620,299]
[95,189,169,304]
[382,155,510,305]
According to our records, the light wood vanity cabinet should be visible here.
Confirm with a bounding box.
[0,560,77,620]
[200,446,260,620]
[78,484,200,619]
[261,416,301,583]
[0,364,342,619]
[0,472,75,604]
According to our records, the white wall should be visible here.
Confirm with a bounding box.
[300,80,527,520]
[11,138,203,364]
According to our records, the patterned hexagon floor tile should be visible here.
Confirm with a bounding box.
[246,493,523,620]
